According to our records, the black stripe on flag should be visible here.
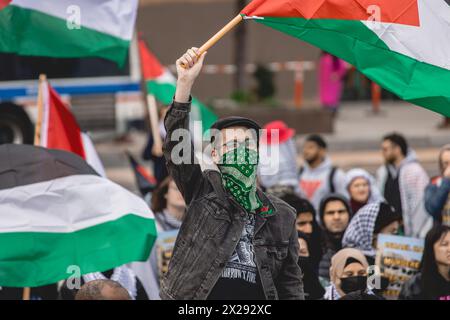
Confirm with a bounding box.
[0,144,98,191]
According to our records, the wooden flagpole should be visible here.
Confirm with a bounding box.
[181,14,243,68]
[138,34,164,158]
[146,93,163,157]
[22,287,31,301]
[25,73,47,300]
[33,74,47,146]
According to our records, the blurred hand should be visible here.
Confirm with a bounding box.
[175,47,207,103]
[151,143,163,158]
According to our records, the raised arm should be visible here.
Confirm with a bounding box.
[163,48,208,205]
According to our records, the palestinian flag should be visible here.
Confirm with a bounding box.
[241,0,450,116]
[0,0,138,65]
[126,151,157,196]
[139,38,218,132]
[37,79,106,177]
[0,144,157,288]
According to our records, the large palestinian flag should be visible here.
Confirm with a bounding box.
[0,0,138,65]
[139,38,218,132]
[241,0,450,116]
[0,144,157,287]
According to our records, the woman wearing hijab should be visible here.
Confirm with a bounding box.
[399,225,450,300]
[342,202,403,265]
[323,248,370,300]
[345,168,384,216]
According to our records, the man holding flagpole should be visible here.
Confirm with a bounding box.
[160,48,304,300]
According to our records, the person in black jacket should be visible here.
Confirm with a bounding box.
[399,225,450,300]
[297,231,325,300]
[317,194,352,283]
[280,194,323,274]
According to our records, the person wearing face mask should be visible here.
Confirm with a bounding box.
[281,194,323,274]
[345,168,384,216]
[324,248,374,300]
[297,232,325,300]
[399,225,450,300]
[159,48,303,300]
[342,202,403,265]
[318,194,352,283]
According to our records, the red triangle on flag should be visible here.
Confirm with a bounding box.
[0,0,11,10]
[44,84,86,159]
[138,38,165,80]
[242,0,420,27]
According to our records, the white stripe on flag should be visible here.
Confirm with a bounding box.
[0,174,154,233]
[11,0,138,40]
[81,132,107,177]
[362,0,450,71]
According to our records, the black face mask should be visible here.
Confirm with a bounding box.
[340,276,367,294]
[297,231,311,241]
[297,256,310,269]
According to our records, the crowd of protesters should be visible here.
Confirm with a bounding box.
[143,48,449,301]
[1,49,448,301]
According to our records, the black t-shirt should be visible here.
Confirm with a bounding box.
[207,273,266,300]
[431,276,450,300]
[207,213,266,300]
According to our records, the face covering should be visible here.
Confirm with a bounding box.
[340,276,368,294]
[298,256,312,272]
[217,144,262,212]
[298,231,311,241]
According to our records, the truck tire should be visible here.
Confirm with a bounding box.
[0,103,34,145]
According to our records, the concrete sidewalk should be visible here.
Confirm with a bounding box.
[298,101,450,151]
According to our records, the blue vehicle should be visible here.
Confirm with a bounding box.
[0,39,144,144]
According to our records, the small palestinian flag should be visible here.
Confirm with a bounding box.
[139,38,218,132]
[0,144,157,288]
[37,78,106,177]
[126,151,157,197]
[0,0,138,65]
[241,0,450,116]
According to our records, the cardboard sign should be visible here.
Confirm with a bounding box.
[375,234,424,300]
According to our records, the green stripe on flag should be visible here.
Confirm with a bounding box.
[252,17,450,116]
[0,214,157,287]
[0,5,129,66]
